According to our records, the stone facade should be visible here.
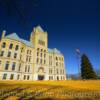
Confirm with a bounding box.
[0,26,66,80]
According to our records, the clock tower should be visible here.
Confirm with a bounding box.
[30,26,48,49]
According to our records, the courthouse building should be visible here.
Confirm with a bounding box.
[0,26,66,80]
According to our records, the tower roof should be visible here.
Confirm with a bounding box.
[36,26,44,32]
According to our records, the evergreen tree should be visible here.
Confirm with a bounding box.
[81,54,97,79]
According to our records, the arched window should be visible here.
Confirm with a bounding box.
[44,54,46,58]
[56,57,58,60]
[2,42,6,48]
[9,43,13,49]
[41,49,43,52]
[37,48,39,51]
[44,50,46,52]
[15,45,19,51]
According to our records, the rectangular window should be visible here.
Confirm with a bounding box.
[40,53,42,57]
[37,52,39,56]
[18,64,21,71]
[29,57,31,62]
[28,66,30,72]
[10,74,14,80]
[17,75,20,80]
[3,73,7,80]
[0,60,1,65]
[26,56,28,62]
[40,59,42,64]
[12,62,16,71]
[44,60,46,64]
[5,61,9,70]
[7,51,11,57]
[24,75,26,80]
[27,75,30,80]
[25,66,27,72]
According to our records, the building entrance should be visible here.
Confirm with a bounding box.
[38,75,44,80]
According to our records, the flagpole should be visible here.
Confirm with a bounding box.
[76,48,81,79]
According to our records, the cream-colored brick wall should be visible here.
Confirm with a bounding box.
[0,26,66,80]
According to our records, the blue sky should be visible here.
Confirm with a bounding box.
[0,0,100,74]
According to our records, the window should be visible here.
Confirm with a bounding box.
[56,69,59,74]
[24,75,26,80]
[14,53,17,58]
[44,50,46,52]
[12,62,16,71]
[7,51,11,57]
[27,50,29,54]
[29,57,31,62]
[28,66,30,72]
[37,58,39,64]
[40,53,42,57]
[18,64,21,71]
[40,59,42,64]
[3,73,7,80]
[60,69,62,74]
[38,40,45,46]
[0,51,4,57]
[26,56,28,62]
[63,76,65,80]
[10,74,14,80]
[5,61,9,70]
[57,76,59,80]
[27,75,30,80]
[49,76,53,80]
[0,60,1,65]
[63,70,64,74]
[25,66,27,72]
[41,49,43,52]
[17,75,20,80]
[56,62,58,66]
[49,69,52,74]
[30,50,31,54]
[37,52,39,56]
[21,48,23,52]
[56,57,58,60]
[44,54,46,58]
[2,42,6,48]
[44,60,46,64]
[9,43,13,49]
[15,45,19,51]
[62,58,63,61]
[37,48,39,51]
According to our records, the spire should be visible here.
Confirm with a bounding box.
[36,25,44,33]
[2,30,6,38]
